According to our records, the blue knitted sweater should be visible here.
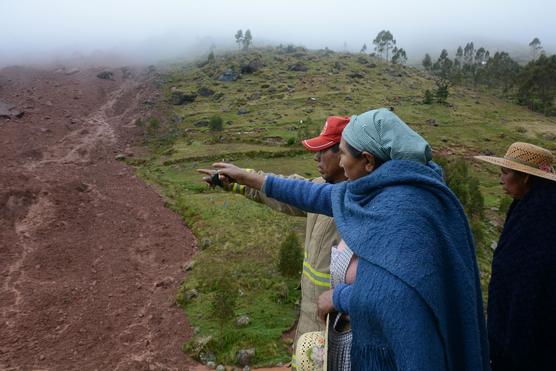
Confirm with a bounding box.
[263,160,489,371]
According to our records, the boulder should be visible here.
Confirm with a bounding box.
[171,91,197,105]
[198,87,215,97]
[236,348,256,367]
[217,69,239,82]
[236,315,251,327]
[0,101,24,119]
[96,71,114,80]
[288,63,308,72]
[240,58,264,74]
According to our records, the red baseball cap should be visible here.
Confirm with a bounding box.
[302,116,351,152]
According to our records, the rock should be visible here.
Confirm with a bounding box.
[115,154,126,161]
[216,365,226,371]
[217,69,239,82]
[183,260,196,271]
[154,277,175,288]
[236,348,256,367]
[0,100,24,119]
[243,365,250,371]
[240,58,264,74]
[288,63,308,72]
[65,68,80,75]
[426,119,438,127]
[206,361,216,369]
[200,238,211,249]
[238,107,249,115]
[121,67,133,79]
[195,120,209,127]
[236,315,251,327]
[184,289,198,302]
[490,241,497,250]
[198,87,215,97]
[96,71,114,80]
[171,91,197,105]
[348,72,365,79]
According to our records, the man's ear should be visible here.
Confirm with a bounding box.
[361,152,376,173]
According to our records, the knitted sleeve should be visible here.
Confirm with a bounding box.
[332,283,352,314]
[263,175,334,216]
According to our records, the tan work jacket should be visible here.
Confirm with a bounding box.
[241,174,340,352]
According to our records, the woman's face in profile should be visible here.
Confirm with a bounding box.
[500,167,530,199]
[338,138,371,180]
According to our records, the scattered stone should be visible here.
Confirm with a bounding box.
[490,241,497,250]
[154,277,175,288]
[183,260,196,271]
[217,69,239,82]
[240,58,264,74]
[198,87,215,97]
[171,91,197,105]
[243,367,250,371]
[238,107,249,115]
[96,71,114,80]
[115,154,126,161]
[236,348,256,367]
[63,68,79,75]
[206,361,216,369]
[200,238,211,249]
[236,315,251,327]
[195,120,209,127]
[121,67,133,79]
[288,63,308,72]
[426,119,438,127]
[184,289,198,302]
[216,365,226,371]
[0,100,24,119]
[348,72,365,79]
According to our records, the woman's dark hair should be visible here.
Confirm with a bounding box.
[345,141,384,168]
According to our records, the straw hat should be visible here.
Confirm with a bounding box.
[475,142,556,182]
[294,315,329,371]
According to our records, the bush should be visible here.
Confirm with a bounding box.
[209,115,224,131]
[210,274,238,331]
[423,89,434,104]
[278,232,303,277]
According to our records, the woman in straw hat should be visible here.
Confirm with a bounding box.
[475,142,556,370]
[213,108,489,370]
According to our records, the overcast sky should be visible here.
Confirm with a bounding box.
[1,0,554,66]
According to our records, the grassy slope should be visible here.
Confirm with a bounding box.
[134,47,556,367]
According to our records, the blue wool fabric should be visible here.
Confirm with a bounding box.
[263,160,489,371]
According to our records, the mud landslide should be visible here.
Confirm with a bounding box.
[0,65,199,370]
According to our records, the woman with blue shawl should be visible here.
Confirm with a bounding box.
[213,108,489,370]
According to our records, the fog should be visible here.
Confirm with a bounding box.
[1,0,554,67]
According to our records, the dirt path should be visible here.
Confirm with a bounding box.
[0,65,199,370]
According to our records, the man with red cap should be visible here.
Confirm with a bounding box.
[199,116,350,368]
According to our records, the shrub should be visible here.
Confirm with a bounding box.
[423,89,434,104]
[209,115,224,131]
[210,274,238,331]
[278,232,303,277]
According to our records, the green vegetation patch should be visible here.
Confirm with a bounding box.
[133,46,556,366]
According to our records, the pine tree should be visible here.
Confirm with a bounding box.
[422,53,432,71]
[529,37,543,59]
[242,29,253,51]
[360,43,367,53]
[234,29,243,49]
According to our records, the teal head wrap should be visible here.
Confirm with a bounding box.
[342,108,432,164]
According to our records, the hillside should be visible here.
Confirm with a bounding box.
[133,46,556,367]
